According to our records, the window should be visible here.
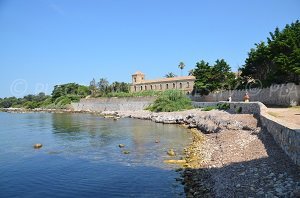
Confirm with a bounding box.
[145,85,147,90]
[134,77,136,82]
[187,82,190,88]
[166,84,169,89]
[141,86,143,90]
[179,83,182,89]
[134,86,136,91]
[160,84,162,90]
[150,85,153,90]
[173,83,175,88]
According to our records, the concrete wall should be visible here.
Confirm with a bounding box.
[71,97,156,112]
[190,83,300,106]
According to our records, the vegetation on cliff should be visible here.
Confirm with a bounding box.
[146,90,192,112]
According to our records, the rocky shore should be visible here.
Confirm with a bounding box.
[105,109,300,197]
[2,108,299,197]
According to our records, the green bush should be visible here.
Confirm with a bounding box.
[217,103,230,110]
[236,107,242,113]
[202,106,217,111]
[146,90,192,112]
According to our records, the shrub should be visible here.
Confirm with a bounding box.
[202,106,217,111]
[236,107,242,113]
[146,90,192,112]
[217,103,230,110]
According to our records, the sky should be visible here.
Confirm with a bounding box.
[0,0,299,97]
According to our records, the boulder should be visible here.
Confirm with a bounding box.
[33,143,43,149]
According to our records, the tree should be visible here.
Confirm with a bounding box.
[89,78,97,96]
[188,69,195,76]
[240,20,300,86]
[193,59,236,95]
[97,78,109,94]
[193,60,212,95]
[178,61,185,76]
[165,72,177,78]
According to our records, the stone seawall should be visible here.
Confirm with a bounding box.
[190,83,300,106]
[260,112,300,166]
[71,97,156,111]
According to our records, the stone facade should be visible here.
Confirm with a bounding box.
[130,71,195,93]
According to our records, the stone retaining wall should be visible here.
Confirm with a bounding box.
[260,113,300,166]
[71,97,156,111]
[190,83,300,106]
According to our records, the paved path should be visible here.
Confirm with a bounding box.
[266,107,300,126]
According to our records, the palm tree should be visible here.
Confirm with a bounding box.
[164,72,177,78]
[178,62,185,76]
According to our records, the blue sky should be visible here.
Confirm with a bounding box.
[0,0,299,97]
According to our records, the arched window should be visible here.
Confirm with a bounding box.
[141,86,143,90]
[160,84,162,90]
[145,85,147,90]
[134,86,136,92]
[166,84,169,89]
[187,82,190,88]
[150,85,153,90]
[179,83,182,89]
[134,77,136,82]
[173,83,175,88]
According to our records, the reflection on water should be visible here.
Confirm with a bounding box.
[0,112,192,197]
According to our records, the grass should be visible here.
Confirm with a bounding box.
[202,106,217,111]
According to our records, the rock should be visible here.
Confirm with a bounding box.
[175,168,183,172]
[113,117,120,121]
[236,184,241,188]
[167,149,176,156]
[123,150,130,154]
[242,125,253,130]
[275,187,283,193]
[118,144,125,148]
[164,159,186,164]
[33,143,42,149]
[155,140,160,143]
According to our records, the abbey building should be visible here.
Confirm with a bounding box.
[130,71,195,93]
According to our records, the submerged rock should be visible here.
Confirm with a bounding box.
[167,149,176,156]
[123,150,130,154]
[33,143,43,149]
[118,144,125,148]
[164,159,186,164]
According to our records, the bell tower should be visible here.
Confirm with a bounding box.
[132,71,145,84]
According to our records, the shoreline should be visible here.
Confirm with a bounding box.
[2,108,300,197]
[109,109,300,197]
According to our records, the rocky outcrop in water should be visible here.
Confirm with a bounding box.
[113,109,254,134]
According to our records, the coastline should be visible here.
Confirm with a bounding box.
[2,108,300,197]
[109,109,300,197]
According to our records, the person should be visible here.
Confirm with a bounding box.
[243,92,250,102]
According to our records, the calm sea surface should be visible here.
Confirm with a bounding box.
[0,112,192,197]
